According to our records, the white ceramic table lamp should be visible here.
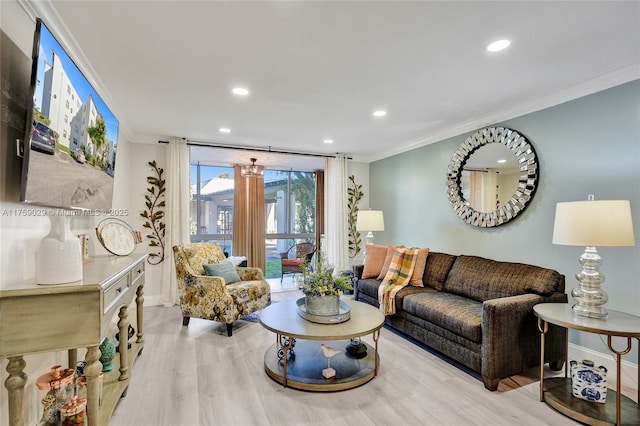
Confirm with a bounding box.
[552,199,635,319]
[356,210,385,247]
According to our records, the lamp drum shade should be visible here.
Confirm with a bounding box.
[552,200,635,247]
[356,210,385,232]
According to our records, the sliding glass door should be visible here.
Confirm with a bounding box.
[190,159,317,279]
[264,170,316,278]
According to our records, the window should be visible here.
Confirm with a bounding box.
[190,164,235,254]
[189,155,318,280]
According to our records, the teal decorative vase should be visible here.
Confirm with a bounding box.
[99,337,116,372]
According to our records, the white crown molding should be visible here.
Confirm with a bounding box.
[363,65,640,164]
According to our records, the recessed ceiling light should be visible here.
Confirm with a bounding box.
[232,87,249,96]
[497,159,507,164]
[373,110,387,117]
[486,39,510,52]
[323,139,334,144]
[219,127,231,133]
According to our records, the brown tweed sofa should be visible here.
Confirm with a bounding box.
[354,252,568,390]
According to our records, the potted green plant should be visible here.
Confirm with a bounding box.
[300,253,353,316]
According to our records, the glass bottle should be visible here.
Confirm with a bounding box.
[35,365,75,426]
[60,396,87,425]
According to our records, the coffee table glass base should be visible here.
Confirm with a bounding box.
[264,340,376,391]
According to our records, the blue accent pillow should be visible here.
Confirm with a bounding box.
[203,260,241,285]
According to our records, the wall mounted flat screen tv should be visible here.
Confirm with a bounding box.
[21,18,118,212]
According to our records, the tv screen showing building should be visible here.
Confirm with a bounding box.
[21,18,119,212]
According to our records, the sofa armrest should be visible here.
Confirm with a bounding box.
[481,292,567,383]
[353,264,364,279]
[236,267,265,281]
[352,265,364,298]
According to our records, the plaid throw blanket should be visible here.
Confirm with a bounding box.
[378,247,419,315]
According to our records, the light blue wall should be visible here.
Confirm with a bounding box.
[370,80,640,361]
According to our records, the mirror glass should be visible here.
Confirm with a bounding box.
[446,127,538,227]
[460,143,520,212]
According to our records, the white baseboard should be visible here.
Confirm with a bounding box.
[569,343,638,401]
[143,295,163,307]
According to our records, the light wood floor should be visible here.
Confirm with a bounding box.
[110,291,578,426]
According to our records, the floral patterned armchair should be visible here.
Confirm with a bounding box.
[173,243,271,336]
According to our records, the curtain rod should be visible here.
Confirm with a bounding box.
[158,139,348,159]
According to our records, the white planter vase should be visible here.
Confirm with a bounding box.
[37,215,83,285]
[305,295,340,316]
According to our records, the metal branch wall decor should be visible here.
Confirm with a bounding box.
[347,175,364,258]
[446,126,539,227]
[140,160,166,264]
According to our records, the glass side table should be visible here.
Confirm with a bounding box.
[534,303,640,426]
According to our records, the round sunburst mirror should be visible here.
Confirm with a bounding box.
[446,127,539,227]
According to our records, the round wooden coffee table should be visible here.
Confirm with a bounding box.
[259,298,385,391]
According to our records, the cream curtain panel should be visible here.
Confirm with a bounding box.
[161,138,191,307]
[315,169,325,254]
[232,165,266,273]
[324,154,349,272]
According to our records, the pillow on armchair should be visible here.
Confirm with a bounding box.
[282,258,304,267]
[203,260,241,284]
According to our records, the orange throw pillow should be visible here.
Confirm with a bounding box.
[361,244,388,279]
[409,248,430,287]
[377,245,404,280]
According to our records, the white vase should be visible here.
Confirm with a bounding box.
[37,215,83,285]
[305,295,340,316]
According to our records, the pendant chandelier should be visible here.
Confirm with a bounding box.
[241,158,264,178]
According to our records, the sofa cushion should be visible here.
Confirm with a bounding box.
[357,278,381,300]
[377,245,404,279]
[357,278,434,311]
[402,292,482,343]
[444,255,564,302]
[381,247,418,285]
[409,247,430,287]
[423,252,457,291]
[362,244,388,278]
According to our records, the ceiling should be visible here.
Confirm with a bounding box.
[24,1,640,169]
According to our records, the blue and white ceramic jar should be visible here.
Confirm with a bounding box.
[570,359,607,403]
